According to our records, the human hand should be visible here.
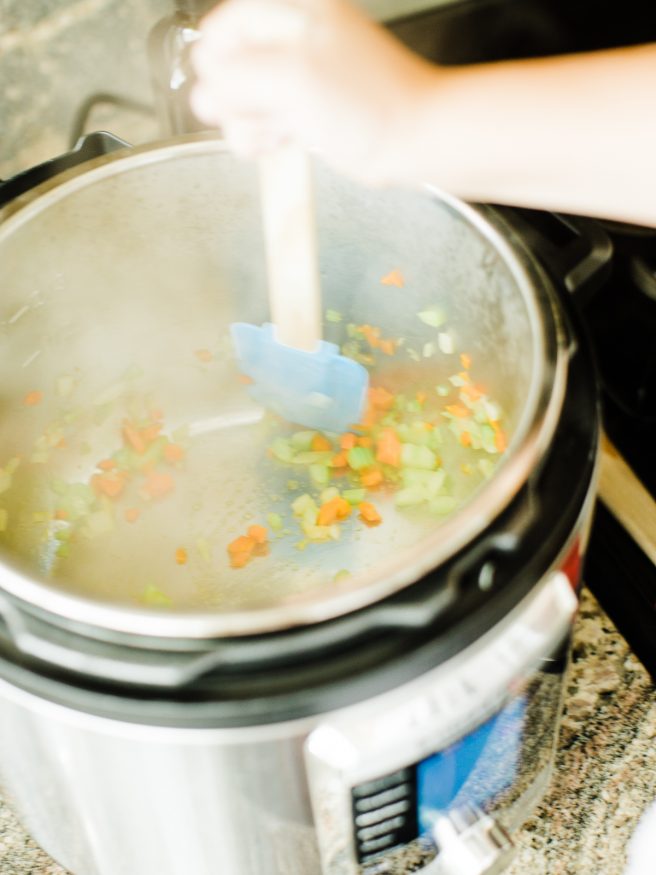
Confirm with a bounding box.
[189,0,437,185]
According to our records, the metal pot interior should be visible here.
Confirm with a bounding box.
[0,138,559,636]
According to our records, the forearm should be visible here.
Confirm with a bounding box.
[406,44,656,226]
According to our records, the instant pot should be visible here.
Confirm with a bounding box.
[0,132,608,875]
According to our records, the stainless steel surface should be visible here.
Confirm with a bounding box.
[305,570,578,875]
[0,570,577,875]
[0,136,567,638]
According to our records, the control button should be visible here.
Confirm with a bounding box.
[431,803,515,875]
[352,767,418,864]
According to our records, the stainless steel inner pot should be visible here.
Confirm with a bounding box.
[0,136,567,638]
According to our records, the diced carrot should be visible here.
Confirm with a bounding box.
[247,524,268,544]
[54,509,69,521]
[379,339,396,356]
[55,438,67,449]
[195,349,213,363]
[175,547,188,565]
[357,436,373,448]
[143,471,174,499]
[23,391,43,406]
[360,325,381,346]
[164,443,185,463]
[460,430,472,447]
[330,452,348,468]
[311,434,332,452]
[140,424,162,444]
[98,458,116,471]
[228,535,256,555]
[359,501,382,526]
[460,353,472,370]
[491,421,507,453]
[368,386,395,411]
[238,374,254,385]
[124,508,140,523]
[122,421,146,454]
[317,497,351,526]
[91,473,126,499]
[445,404,470,419]
[150,408,164,421]
[461,384,484,402]
[361,468,384,488]
[340,433,358,450]
[380,269,405,288]
[230,551,251,569]
[416,391,427,406]
[457,371,471,384]
[376,428,402,467]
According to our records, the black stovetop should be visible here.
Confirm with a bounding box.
[581,227,656,681]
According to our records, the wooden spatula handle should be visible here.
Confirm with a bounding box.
[258,145,322,351]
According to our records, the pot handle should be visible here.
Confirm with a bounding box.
[0,592,224,688]
[492,207,614,306]
[0,131,130,209]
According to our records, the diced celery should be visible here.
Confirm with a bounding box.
[399,468,444,496]
[266,512,283,531]
[286,479,299,491]
[142,584,173,608]
[346,323,362,339]
[343,488,367,505]
[400,444,436,470]
[56,541,70,558]
[480,424,497,454]
[291,451,333,466]
[438,332,455,354]
[423,342,437,358]
[271,438,295,463]
[292,494,316,516]
[478,459,496,478]
[417,306,447,328]
[139,436,168,468]
[291,431,316,451]
[436,384,450,397]
[325,309,343,323]
[407,348,421,362]
[428,495,457,515]
[320,487,340,504]
[395,487,427,507]
[334,569,351,582]
[347,446,375,471]
[309,464,330,487]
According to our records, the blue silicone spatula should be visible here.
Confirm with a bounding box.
[231,146,369,434]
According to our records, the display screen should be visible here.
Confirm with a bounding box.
[352,694,528,866]
[416,694,527,837]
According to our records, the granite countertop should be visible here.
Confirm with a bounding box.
[0,586,654,875]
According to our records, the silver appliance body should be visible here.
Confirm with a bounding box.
[0,137,602,875]
[0,568,583,875]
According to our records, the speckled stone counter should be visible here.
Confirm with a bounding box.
[0,586,654,875]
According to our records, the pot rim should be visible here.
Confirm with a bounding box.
[0,135,568,639]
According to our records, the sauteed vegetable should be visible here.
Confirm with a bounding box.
[0,284,507,609]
